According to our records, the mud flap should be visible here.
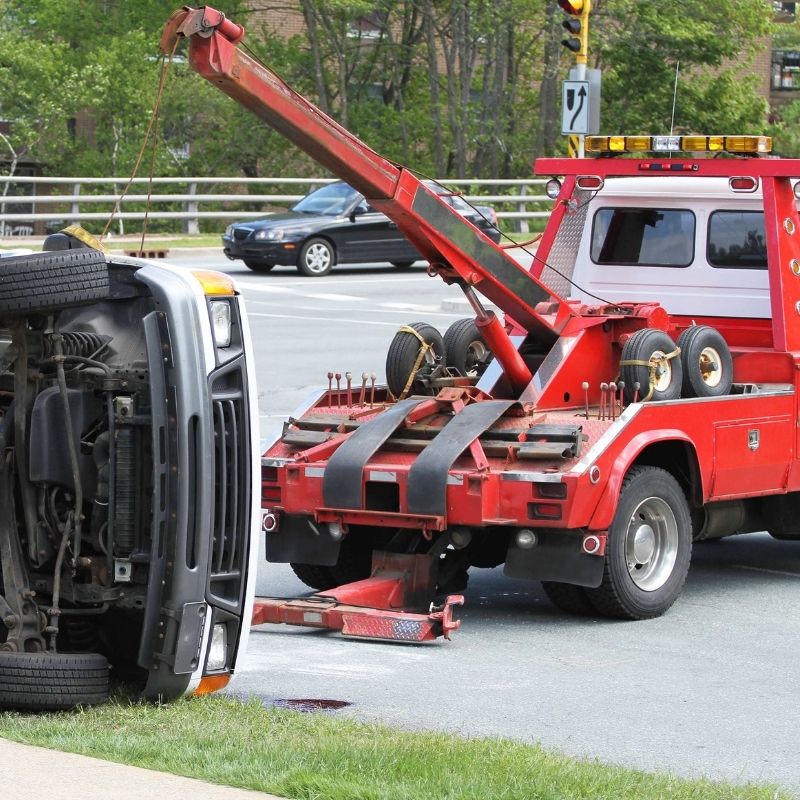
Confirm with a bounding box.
[323,397,429,509]
[406,400,514,516]
[504,531,604,587]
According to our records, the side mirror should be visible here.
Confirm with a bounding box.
[350,206,367,222]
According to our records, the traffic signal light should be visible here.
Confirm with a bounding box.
[557,0,590,61]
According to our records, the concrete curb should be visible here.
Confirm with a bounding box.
[0,738,286,800]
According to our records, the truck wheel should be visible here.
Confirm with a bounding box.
[298,238,334,276]
[291,537,375,591]
[620,328,682,403]
[585,466,692,620]
[0,250,109,314]
[244,259,275,273]
[0,651,109,711]
[290,563,338,591]
[677,326,733,398]
[386,322,445,397]
[443,318,493,379]
[541,581,595,615]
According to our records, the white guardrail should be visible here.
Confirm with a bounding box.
[0,176,551,236]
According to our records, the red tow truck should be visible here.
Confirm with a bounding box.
[167,8,800,637]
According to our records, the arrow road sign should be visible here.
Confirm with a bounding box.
[562,80,589,134]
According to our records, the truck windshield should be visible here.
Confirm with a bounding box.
[591,208,695,267]
[707,211,767,269]
[293,183,360,216]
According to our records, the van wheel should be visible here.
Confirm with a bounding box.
[0,651,109,711]
[585,466,692,620]
[620,329,682,403]
[541,582,595,615]
[0,250,109,314]
[677,326,733,398]
[443,318,493,379]
[385,322,445,397]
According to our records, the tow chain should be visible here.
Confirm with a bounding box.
[619,347,681,402]
[397,325,433,400]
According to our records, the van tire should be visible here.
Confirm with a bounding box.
[0,250,109,314]
[0,651,110,711]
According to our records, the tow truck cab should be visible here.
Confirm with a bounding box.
[562,175,769,319]
[0,239,259,710]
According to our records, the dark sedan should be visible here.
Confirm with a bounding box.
[222,181,502,276]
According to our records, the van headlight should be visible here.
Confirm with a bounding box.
[210,300,232,348]
[207,623,228,672]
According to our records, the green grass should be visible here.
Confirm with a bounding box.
[0,694,786,800]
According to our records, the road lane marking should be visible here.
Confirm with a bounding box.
[305,293,363,301]
[730,564,800,578]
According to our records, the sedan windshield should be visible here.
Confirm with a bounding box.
[292,183,360,216]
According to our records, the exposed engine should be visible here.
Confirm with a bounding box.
[0,256,157,676]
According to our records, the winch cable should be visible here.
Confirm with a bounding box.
[100,37,179,245]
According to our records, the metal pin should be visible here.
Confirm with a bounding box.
[335,372,342,408]
[633,381,641,404]
[582,381,589,419]
[359,372,368,407]
[327,371,334,407]
[599,382,608,421]
[617,381,625,415]
[369,372,377,408]
[346,372,353,407]
[609,382,617,421]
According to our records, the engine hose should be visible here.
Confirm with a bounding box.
[113,427,137,556]
[53,331,84,561]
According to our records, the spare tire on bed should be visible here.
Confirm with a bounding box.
[0,250,110,315]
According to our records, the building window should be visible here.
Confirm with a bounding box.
[772,50,800,90]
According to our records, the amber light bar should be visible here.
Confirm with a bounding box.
[585,135,772,155]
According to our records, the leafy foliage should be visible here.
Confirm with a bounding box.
[0,0,788,181]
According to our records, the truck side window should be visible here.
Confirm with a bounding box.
[707,211,767,269]
[590,208,695,267]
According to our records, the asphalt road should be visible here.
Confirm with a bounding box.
[169,249,800,794]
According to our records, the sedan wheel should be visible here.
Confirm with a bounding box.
[298,237,335,277]
[243,259,275,273]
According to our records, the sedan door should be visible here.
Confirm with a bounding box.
[335,199,418,264]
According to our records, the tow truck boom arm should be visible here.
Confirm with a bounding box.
[162,6,579,382]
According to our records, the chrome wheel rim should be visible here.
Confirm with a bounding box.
[698,346,723,388]
[304,243,332,273]
[624,496,679,591]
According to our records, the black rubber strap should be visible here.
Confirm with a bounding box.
[406,400,514,516]
[323,397,429,509]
